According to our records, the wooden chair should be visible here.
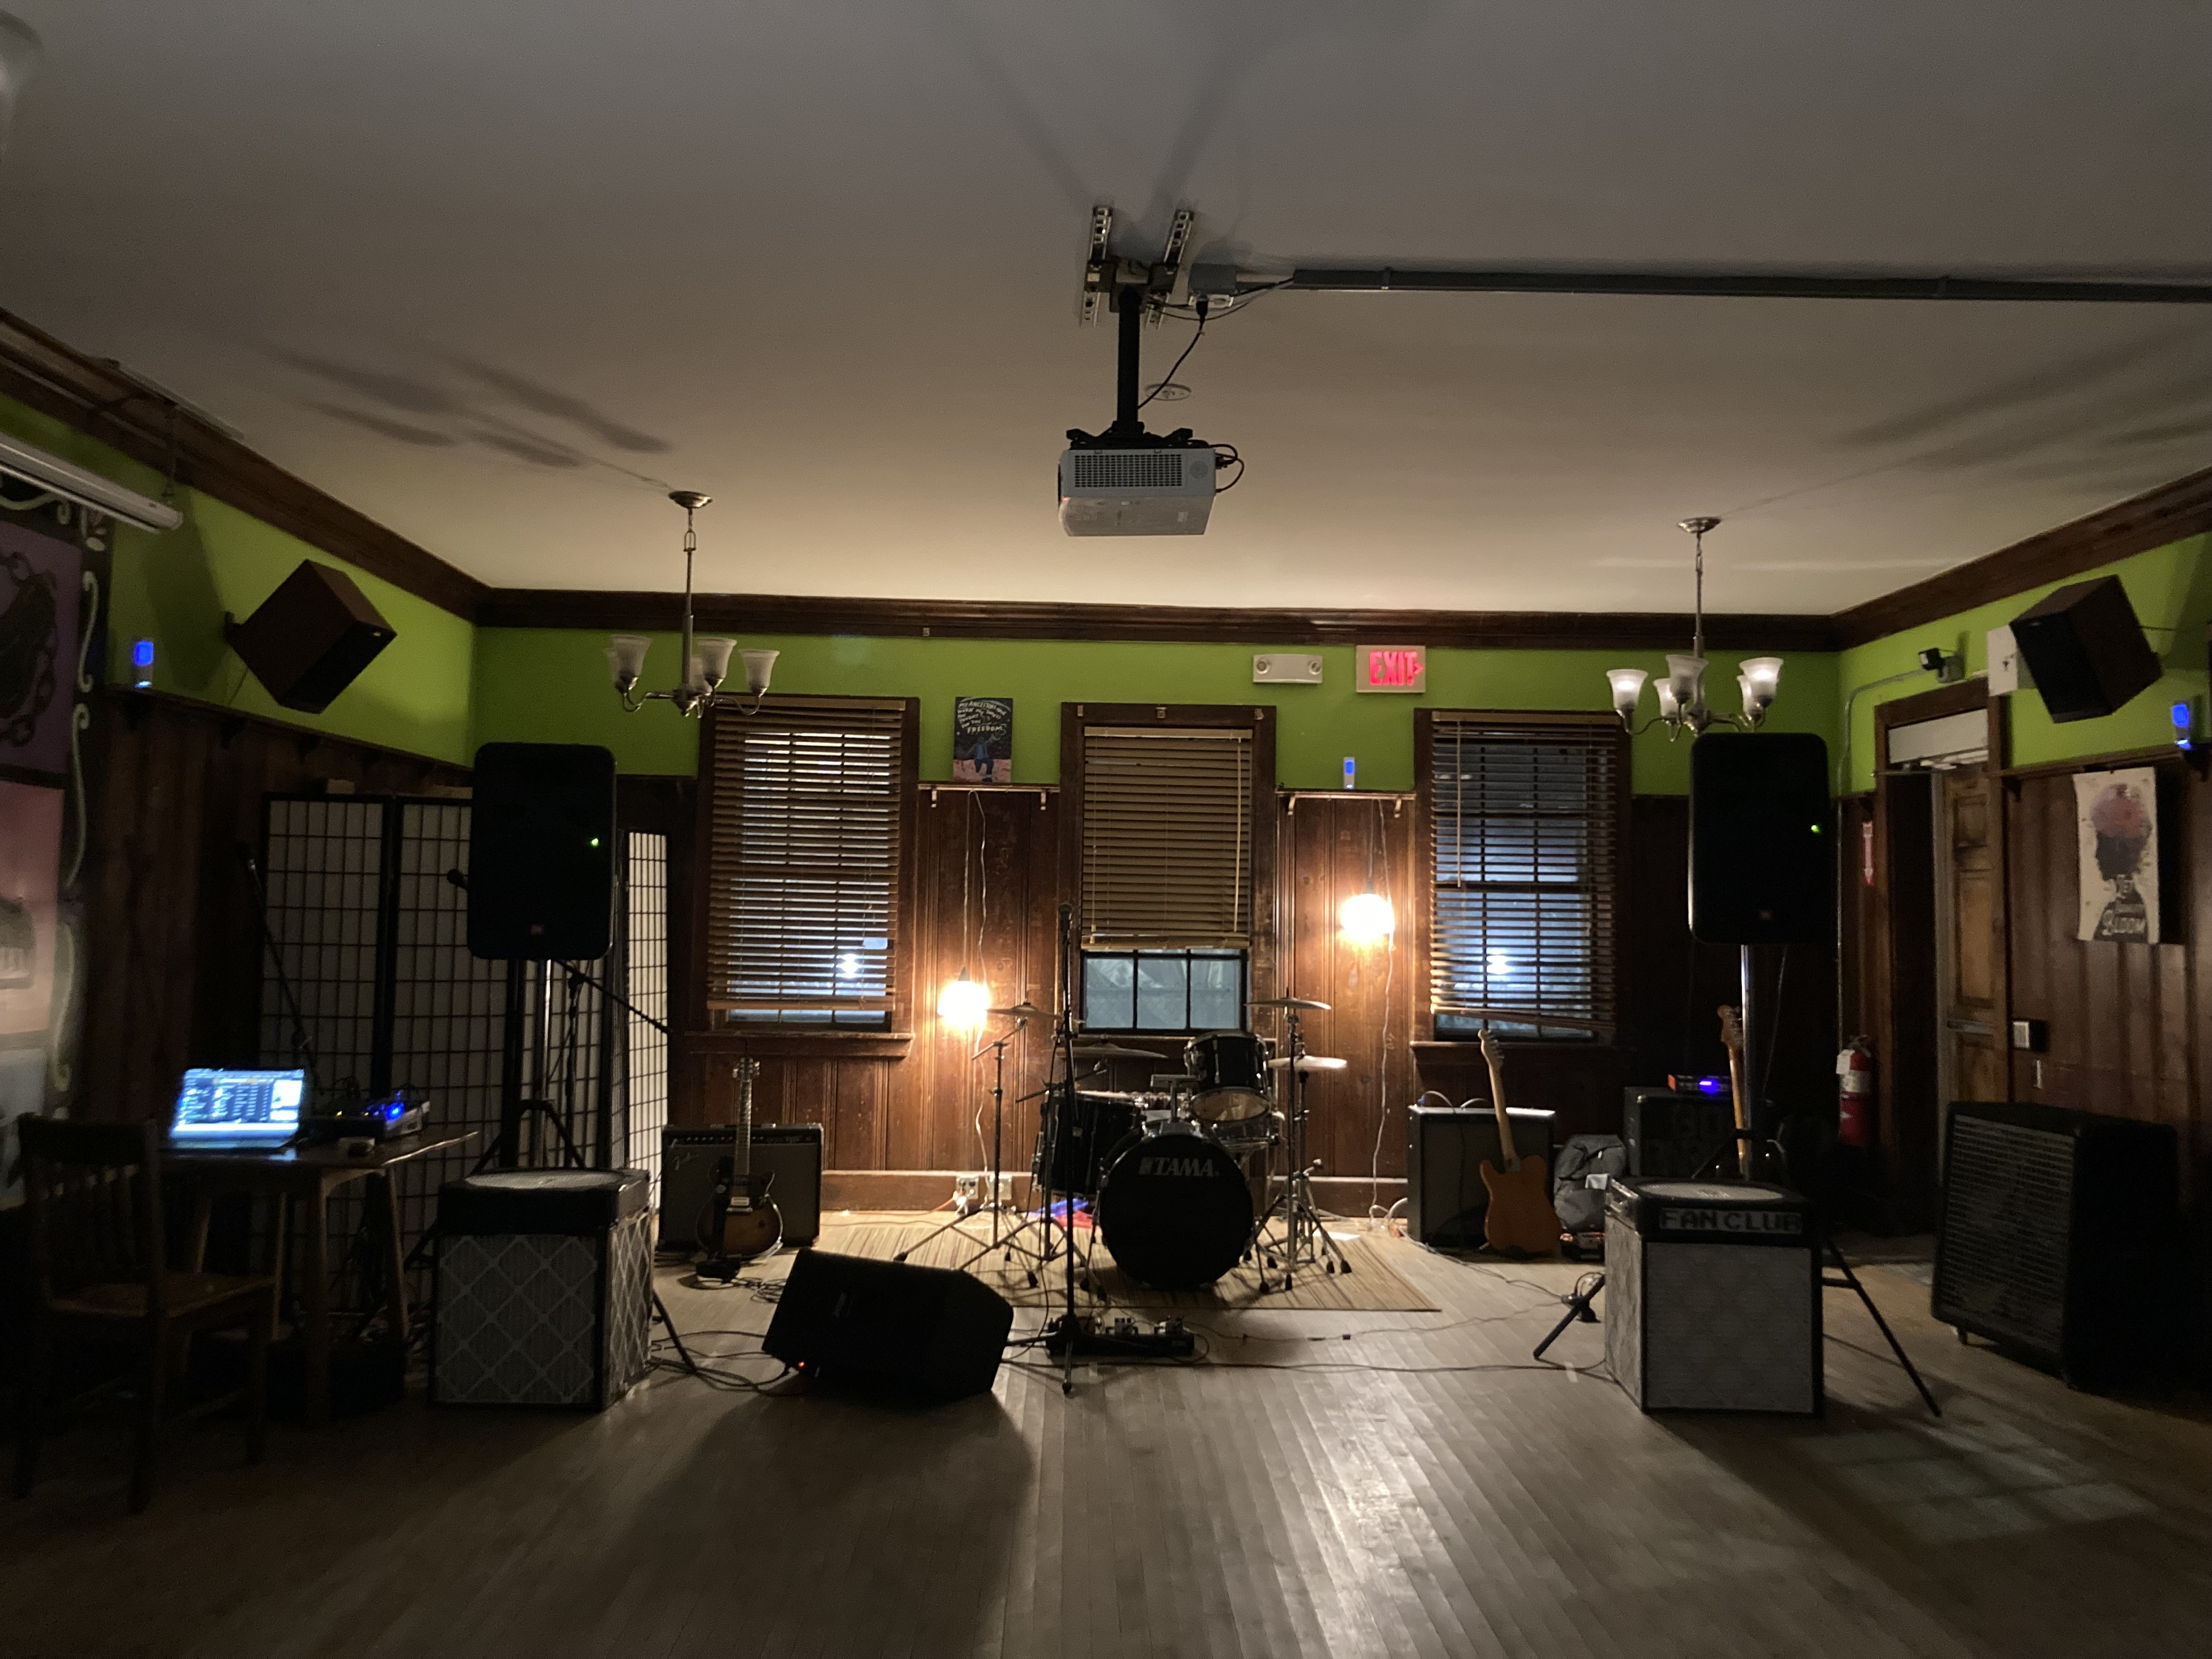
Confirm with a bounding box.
[13,1116,278,1513]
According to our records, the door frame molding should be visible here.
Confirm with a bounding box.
[1870,681,2011,1228]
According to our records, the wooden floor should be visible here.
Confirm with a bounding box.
[7,1222,2212,1658]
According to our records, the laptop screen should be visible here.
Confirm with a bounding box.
[171,1068,307,1144]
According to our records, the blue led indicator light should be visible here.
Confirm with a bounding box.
[132,638,155,689]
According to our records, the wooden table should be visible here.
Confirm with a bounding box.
[166,1131,478,1426]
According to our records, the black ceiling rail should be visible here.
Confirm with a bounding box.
[1272,268,2212,304]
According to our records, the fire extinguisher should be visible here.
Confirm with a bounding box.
[1837,1037,1876,1147]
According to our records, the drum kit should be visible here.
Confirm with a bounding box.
[923,929,1354,1314]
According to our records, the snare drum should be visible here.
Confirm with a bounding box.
[1032,1091,1144,1197]
[1184,1031,1274,1123]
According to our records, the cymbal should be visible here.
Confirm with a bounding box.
[1072,1041,1160,1061]
[1252,995,1331,1011]
[989,1001,1047,1017]
[1267,1054,1349,1071]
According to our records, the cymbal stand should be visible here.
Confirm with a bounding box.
[1253,1008,1352,1292]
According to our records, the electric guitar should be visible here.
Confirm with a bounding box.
[1717,1006,1787,1183]
[1476,1028,1560,1256]
[708,1058,782,1262]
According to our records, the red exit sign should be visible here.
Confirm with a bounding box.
[1356,644,1426,693]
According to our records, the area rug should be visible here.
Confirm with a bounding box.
[814,1213,1437,1313]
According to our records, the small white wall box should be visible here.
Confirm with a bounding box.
[1254,653,1323,684]
[1986,624,2032,694]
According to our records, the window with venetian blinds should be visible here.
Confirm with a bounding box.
[1080,726,1255,947]
[1428,715,1626,1040]
[703,699,906,1025]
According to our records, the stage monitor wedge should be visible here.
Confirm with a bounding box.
[1689,731,1833,945]
[2008,575,2162,724]
[467,742,616,962]
[224,560,395,713]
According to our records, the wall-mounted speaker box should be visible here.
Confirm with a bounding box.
[1622,1087,1740,1180]
[431,1169,652,1409]
[2009,576,2162,724]
[659,1122,823,1252]
[1605,1178,1819,1414]
[764,1248,1014,1399]
[223,560,396,713]
[467,742,616,962]
[1932,1101,2183,1390]
[1406,1104,1556,1249]
[1689,731,1833,945]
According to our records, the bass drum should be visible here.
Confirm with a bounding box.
[1096,1128,1254,1290]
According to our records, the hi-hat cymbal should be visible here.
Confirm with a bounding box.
[1252,995,1331,1011]
[1072,1041,1160,1061]
[1267,1054,1350,1071]
[989,1001,1047,1017]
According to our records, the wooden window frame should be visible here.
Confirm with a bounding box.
[1059,702,1278,995]
[1413,708,1632,1046]
[690,695,922,1047]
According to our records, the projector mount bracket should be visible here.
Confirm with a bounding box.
[1070,204,1212,453]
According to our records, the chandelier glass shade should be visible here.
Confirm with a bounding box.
[1606,518,1784,738]
[609,492,776,718]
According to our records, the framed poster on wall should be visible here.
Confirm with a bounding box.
[952,696,1013,783]
[2075,767,2159,944]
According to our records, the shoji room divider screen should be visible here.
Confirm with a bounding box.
[254,793,667,1304]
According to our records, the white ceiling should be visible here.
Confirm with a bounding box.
[2,1,2210,614]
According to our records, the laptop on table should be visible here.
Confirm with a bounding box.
[167,1067,308,1152]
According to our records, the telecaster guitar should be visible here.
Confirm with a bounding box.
[713,1057,782,1262]
[1476,1029,1560,1256]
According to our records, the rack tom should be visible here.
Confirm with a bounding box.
[1184,1031,1273,1123]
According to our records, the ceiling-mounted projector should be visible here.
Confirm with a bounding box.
[1061,206,1234,537]
[1058,432,1215,537]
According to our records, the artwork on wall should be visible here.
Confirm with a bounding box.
[0,522,82,776]
[0,779,65,1200]
[952,696,1013,784]
[2075,767,2159,944]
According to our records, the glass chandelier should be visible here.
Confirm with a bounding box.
[607,490,778,717]
[1605,516,1782,737]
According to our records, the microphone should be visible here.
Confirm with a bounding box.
[444,868,469,891]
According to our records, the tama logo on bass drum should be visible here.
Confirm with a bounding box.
[1137,1154,1229,1180]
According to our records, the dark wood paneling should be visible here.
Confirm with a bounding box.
[1833,462,2212,648]
[75,692,469,1125]
[481,588,1837,652]
[0,309,486,620]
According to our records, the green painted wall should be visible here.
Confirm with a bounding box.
[0,394,476,765]
[1837,532,2211,793]
[471,628,1839,794]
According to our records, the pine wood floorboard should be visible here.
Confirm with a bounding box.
[5,1229,2212,1657]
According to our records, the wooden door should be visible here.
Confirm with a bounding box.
[1939,770,2008,1105]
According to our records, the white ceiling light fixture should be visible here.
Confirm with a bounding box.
[1605,517,1782,738]
[0,428,184,535]
[0,10,40,162]
[607,490,776,718]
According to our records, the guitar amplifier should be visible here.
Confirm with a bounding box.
[1604,1178,1819,1414]
[1622,1086,1738,1179]
[1932,1101,2182,1389]
[431,1169,652,1410]
[1406,1105,1555,1249]
[661,1123,822,1252]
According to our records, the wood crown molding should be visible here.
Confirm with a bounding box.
[1832,462,2212,649]
[478,587,1841,652]
[0,308,486,622]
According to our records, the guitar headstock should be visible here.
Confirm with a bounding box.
[734,1056,759,1082]
[1478,1027,1503,1068]
[1717,1005,1745,1056]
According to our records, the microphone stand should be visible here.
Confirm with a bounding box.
[900,1015,1032,1262]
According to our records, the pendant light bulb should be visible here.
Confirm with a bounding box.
[1339,888,1395,946]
